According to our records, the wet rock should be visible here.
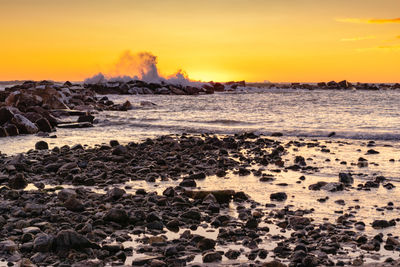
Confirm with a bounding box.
[12,114,39,134]
[203,251,222,263]
[78,114,95,123]
[58,189,77,202]
[55,230,99,252]
[64,196,85,212]
[372,220,395,229]
[0,107,14,125]
[225,249,241,259]
[35,141,49,150]
[262,260,287,267]
[104,208,129,224]
[8,173,28,189]
[339,172,353,184]
[270,192,287,201]
[196,238,216,251]
[106,187,126,200]
[35,118,52,132]
[33,234,54,252]
[289,216,311,230]
[184,190,235,204]
[179,179,196,187]
[4,123,19,136]
[0,240,18,253]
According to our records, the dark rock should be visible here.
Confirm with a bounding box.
[179,179,196,187]
[35,118,52,132]
[104,208,129,224]
[78,114,95,123]
[270,192,287,201]
[339,173,353,184]
[8,173,28,189]
[55,230,99,252]
[203,251,222,263]
[196,238,216,251]
[35,141,49,150]
[64,196,84,212]
[33,234,54,252]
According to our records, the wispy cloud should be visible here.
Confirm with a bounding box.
[336,17,400,24]
[356,45,400,52]
[378,44,400,50]
[341,36,376,42]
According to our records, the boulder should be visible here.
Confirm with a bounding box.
[4,124,19,136]
[184,190,235,203]
[78,114,94,123]
[33,234,54,252]
[270,192,287,201]
[12,114,38,134]
[35,118,52,132]
[104,208,129,224]
[55,230,99,252]
[0,107,14,125]
[9,173,28,189]
[35,141,49,150]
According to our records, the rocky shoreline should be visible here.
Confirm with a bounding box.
[0,133,400,266]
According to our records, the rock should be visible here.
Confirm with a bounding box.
[112,145,128,156]
[33,234,54,252]
[289,216,311,230]
[12,114,39,134]
[4,123,19,136]
[64,196,85,212]
[35,141,49,150]
[78,114,95,123]
[55,230,98,252]
[184,190,235,203]
[339,172,353,184]
[225,249,241,259]
[179,179,196,187]
[338,80,351,88]
[270,192,287,201]
[57,122,93,129]
[321,182,344,192]
[203,251,222,263]
[0,107,14,124]
[104,208,129,224]
[0,240,18,253]
[35,118,52,132]
[366,149,379,155]
[9,173,28,189]
[106,187,126,200]
[0,127,7,137]
[58,189,77,202]
[262,261,287,267]
[196,238,216,251]
[181,209,201,221]
[372,220,395,229]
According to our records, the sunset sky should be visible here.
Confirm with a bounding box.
[1,0,399,82]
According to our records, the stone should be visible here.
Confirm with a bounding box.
[203,251,222,263]
[106,187,126,200]
[339,172,353,184]
[58,189,77,202]
[270,192,287,201]
[104,208,129,224]
[9,173,28,189]
[64,196,85,212]
[4,124,19,136]
[179,179,196,187]
[12,114,39,134]
[35,141,49,150]
[196,238,216,251]
[35,118,52,132]
[0,107,14,125]
[33,234,54,252]
[78,114,95,123]
[55,230,98,252]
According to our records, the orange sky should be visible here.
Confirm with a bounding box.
[0,0,399,82]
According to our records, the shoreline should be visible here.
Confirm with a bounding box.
[1,133,400,266]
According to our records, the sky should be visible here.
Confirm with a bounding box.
[0,0,399,82]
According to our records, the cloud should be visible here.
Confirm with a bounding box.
[336,17,400,24]
[378,44,400,50]
[341,36,376,42]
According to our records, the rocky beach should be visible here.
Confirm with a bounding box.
[1,81,400,266]
[1,114,400,267]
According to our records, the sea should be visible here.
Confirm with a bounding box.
[1,87,400,155]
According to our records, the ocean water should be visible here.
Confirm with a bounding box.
[1,88,400,155]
